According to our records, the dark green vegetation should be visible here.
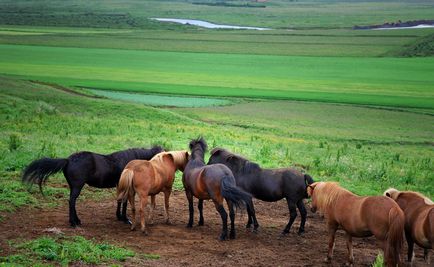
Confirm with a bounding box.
[0,235,135,266]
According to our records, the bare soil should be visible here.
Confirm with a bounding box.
[0,191,430,266]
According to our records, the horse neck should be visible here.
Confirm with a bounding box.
[191,148,205,165]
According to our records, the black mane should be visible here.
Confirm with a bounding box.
[210,148,260,173]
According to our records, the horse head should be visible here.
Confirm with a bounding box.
[307,182,321,213]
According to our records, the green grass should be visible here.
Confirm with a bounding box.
[1,0,434,29]
[88,89,233,107]
[0,236,135,266]
[1,44,433,110]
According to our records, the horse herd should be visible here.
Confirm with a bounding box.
[22,137,433,267]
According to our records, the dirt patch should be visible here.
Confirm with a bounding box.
[0,191,430,266]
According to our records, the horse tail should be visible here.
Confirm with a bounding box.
[117,169,135,203]
[304,174,315,197]
[220,176,252,210]
[385,205,404,267]
[22,157,68,194]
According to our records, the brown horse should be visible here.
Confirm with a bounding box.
[384,188,433,264]
[307,182,404,267]
[183,137,254,240]
[117,150,189,234]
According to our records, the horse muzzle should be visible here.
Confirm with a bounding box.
[311,206,317,213]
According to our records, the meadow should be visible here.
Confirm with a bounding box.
[1,44,434,109]
[0,0,433,265]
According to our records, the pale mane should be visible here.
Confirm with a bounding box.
[152,151,188,168]
[315,182,353,211]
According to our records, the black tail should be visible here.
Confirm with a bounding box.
[304,174,314,185]
[304,174,315,198]
[220,176,252,210]
[22,157,68,193]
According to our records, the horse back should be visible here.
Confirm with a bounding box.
[66,152,119,188]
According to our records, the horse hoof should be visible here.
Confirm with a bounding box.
[166,220,172,225]
[298,230,305,236]
[229,232,236,239]
[198,221,204,226]
[186,224,193,228]
[246,224,252,229]
[219,235,228,241]
[323,257,332,263]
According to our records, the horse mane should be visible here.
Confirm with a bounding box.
[153,150,188,167]
[189,137,207,151]
[210,148,260,173]
[385,188,433,205]
[314,182,353,211]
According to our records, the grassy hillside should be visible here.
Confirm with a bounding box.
[0,76,432,215]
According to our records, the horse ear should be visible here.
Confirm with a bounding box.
[162,153,174,163]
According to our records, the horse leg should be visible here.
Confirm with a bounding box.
[198,199,204,226]
[121,200,131,224]
[163,189,172,224]
[226,200,236,239]
[423,248,430,264]
[215,202,228,241]
[129,193,136,231]
[296,199,307,235]
[68,185,84,227]
[139,195,148,235]
[325,224,338,263]
[405,230,414,262]
[345,233,354,266]
[186,190,194,228]
[246,199,259,232]
[116,200,122,220]
[282,199,297,235]
[148,195,156,225]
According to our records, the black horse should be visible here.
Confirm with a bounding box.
[183,138,253,240]
[207,148,314,235]
[22,146,163,227]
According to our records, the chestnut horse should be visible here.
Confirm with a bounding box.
[117,150,189,234]
[307,182,404,267]
[384,188,433,264]
[183,137,254,240]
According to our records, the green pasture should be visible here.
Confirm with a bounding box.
[1,44,433,110]
[0,25,433,57]
[1,0,434,29]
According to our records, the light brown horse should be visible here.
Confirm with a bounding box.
[117,150,189,234]
[307,182,404,267]
[384,188,433,264]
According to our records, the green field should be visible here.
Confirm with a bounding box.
[1,44,433,109]
[0,1,433,265]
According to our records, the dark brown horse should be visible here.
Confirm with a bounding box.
[384,188,433,264]
[182,137,253,240]
[308,182,404,267]
[208,148,314,234]
[22,146,163,226]
[117,150,189,234]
